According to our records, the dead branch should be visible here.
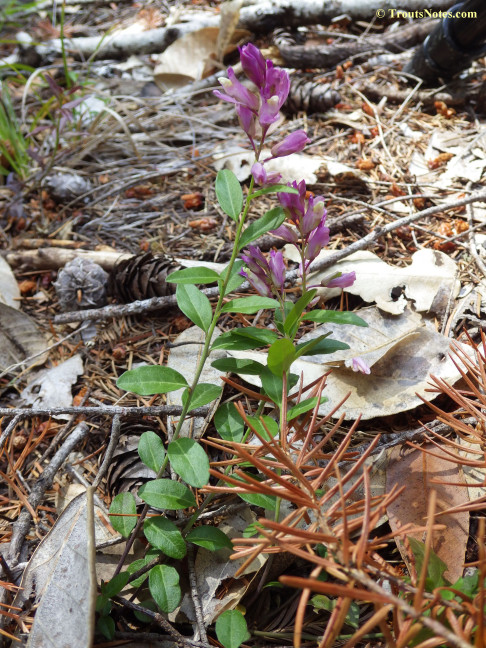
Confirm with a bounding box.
[36,0,453,60]
[5,247,130,273]
[356,80,467,106]
[274,20,436,69]
[7,422,90,565]
[0,405,209,418]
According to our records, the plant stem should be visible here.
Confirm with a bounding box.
[113,176,255,576]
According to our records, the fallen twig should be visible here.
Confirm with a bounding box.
[0,405,209,418]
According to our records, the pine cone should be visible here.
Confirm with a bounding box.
[111,253,180,303]
[54,257,109,311]
[105,420,167,502]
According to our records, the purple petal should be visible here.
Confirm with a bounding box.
[268,250,285,292]
[240,43,266,88]
[216,69,259,112]
[302,196,326,235]
[270,224,299,243]
[242,269,273,298]
[236,104,257,140]
[270,130,310,158]
[277,180,306,225]
[351,357,371,375]
[251,162,267,185]
[306,223,330,262]
[262,64,290,107]
[324,271,356,289]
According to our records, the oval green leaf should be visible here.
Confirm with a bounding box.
[237,206,286,250]
[144,517,187,559]
[149,564,181,613]
[117,365,187,395]
[267,338,296,376]
[166,266,220,284]
[182,383,222,411]
[215,609,250,648]
[302,310,368,327]
[167,438,210,488]
[176,283,212,332]
[138,479,196,509]
[211,357,266,375]
[186,526,233,551]
[215,169,243,221]
[138,431,165,473]
[214,403,244,442]
[109,492,137,537]
[221,296,280,314]
[248,183,299,200]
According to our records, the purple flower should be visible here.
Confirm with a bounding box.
[271,223,299,243]
[277,180,306,225]
[240,246,285,297]
[268,249,285,288]
[306,221,330,263]
[236,104,257,142]
[215,68,259,112]
[240,43,266,87]
[323,271,356,289]
[302,196,326,235]
[349,357,371,375]
[251,162,282,186]
[270,130,310,159]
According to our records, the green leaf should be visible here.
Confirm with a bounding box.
[215,169,243,222]
[109,493,137,537]
[215,609,251,648]
[133,599,157,624]
[144,517,187,559]
[176,284,212,332]
[138,431,166,473]
[212,357,266,375]
[248,184,300,200]
[287,396,328,420]
[149,564,181,613]
[267,338,296,376]
[117,365,187,395]
[303,310,368,327]
[182,383,222,411]
[167,438,210,488]
[247,415,279,440]
[96,615,115,640]
[222,296,280,314]
[233,474,277,510]
[283,289,317,338]
[212,328,277,351]
[261,368,284,407]
[101,572,131,598]
[166,266,220,284]
[295,335,349,358]
[186,526,233,551]
[219,260,245,295]
[409,537,448,590]
[126,559,149,588]
[214,403,244,442]
[238,207,286,250]
[139,479,196,509]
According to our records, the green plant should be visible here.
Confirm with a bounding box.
[103,43,369,644]
[0,82,30,178]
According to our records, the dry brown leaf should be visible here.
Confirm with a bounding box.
[386,443,469,583]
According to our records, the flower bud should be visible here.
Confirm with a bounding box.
[270,130,310,159]
[240,43,266,88]
[322,271,356,289]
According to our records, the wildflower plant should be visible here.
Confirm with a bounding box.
[110,43,368,646]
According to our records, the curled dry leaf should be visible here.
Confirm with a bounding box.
[21,354,84,419]
[385,443,469,584]
[14,490,96,648]
[0,303,49,373]
[0,256,20,309]
[229,307,474,420]
[286,247,460,316]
